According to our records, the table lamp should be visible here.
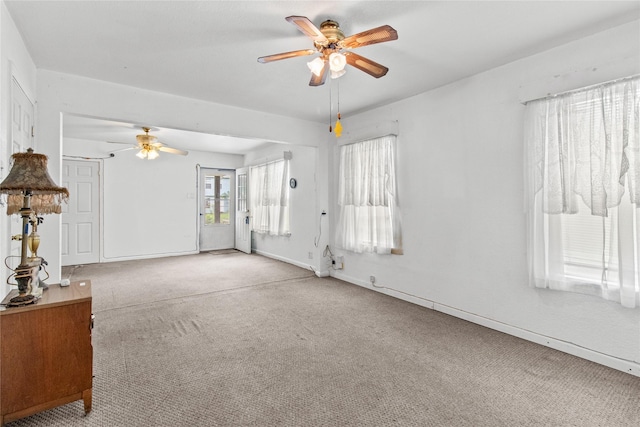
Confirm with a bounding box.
[0,148,68,307]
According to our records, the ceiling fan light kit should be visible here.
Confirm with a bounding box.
[258,15,398,86]
[307,57,325,77]
[258,15,397,138]
[136,146,159,160]
[331,69,346,80]
[328,52,347,79]
[110,127,189,160]
[329,52,346,72]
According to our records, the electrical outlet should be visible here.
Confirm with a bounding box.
[331,255,344,270]
[370,275,376,284]
[308,251,313,260]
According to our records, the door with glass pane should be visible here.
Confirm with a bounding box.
[235,167,251,254]
[199,168,235,251]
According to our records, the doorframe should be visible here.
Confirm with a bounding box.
[61,158,102,266]
[196,165,237,252]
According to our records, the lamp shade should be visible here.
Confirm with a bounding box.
[307,57,325,77]
[329,52,346,72]
[0,149,69,215]
[147,148,159,160]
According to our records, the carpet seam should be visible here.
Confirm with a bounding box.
[93,273,319,314]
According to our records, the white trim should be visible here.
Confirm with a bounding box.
[522,74,639,105]
[99,250,199,264]
[195,163,201,253]
[434,303,639,377]
[9,61,36,106]
[332,270,640,377]
[253,249,321,276]
[337,120,399,147]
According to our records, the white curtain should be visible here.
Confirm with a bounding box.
[249,159,290,236]
[336,135,401,254]
[525,76,639,307]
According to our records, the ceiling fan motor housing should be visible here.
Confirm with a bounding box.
[317,20,344,51]
[136,127,158,145]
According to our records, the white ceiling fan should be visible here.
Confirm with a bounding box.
[109,127,189,160]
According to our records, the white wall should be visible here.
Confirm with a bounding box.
[244,143,323,272]
[0,2,37,297]
[64,137,244,261]
[35,71,327,283]
[329,21,640,374]
[3,3,637,375]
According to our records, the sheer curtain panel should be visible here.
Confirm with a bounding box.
[336,135,402,254]
[249,159,290,236]
[525,76,639,308]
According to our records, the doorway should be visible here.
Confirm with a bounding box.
[199,168,235,251]
[61,160,100,265]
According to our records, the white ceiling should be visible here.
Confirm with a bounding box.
[61,114,274,155]
[5,0,640,154]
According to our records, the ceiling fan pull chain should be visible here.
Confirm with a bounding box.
[335,80,343,138]
[329,82,333,133]
[334,114,343,138]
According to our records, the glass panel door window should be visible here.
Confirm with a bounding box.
[237,173,247,213]
[204,174,231,225]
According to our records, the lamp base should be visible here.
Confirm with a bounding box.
[7,293,36,307]
[38,278,49,291]
[7,260,42,307]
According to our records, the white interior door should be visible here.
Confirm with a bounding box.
[199,168,235,251]
[9,78,34,261]
[61,160,100,266]
[11,78,33,153]
[235,167,251,254]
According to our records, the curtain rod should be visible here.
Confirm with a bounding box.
[522,74,639,105]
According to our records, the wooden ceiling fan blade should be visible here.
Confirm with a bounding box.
[345,52,389,78]
[158,146,188,156]
[285,16,328,43]
[341,25,398,49]
[258,49,316,63]
[309,61,329,86]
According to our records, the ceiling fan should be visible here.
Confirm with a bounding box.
[258,16,398,86]
[110,127,189,160]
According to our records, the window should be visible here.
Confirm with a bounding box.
[335,135,402,254]
[525,76,639,307]
[204,174,230,225]
[237,173,247,213]
[249,158,290,236]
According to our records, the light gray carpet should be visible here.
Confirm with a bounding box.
[7,251,640,426]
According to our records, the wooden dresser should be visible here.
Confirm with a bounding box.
[0,281,93,425]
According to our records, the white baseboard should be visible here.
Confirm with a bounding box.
[98,250,199,264]
[253,249,325,277]
[332,271,639,377]
[433,303,639,377]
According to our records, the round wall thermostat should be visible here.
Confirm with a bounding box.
[289,178,297,188]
